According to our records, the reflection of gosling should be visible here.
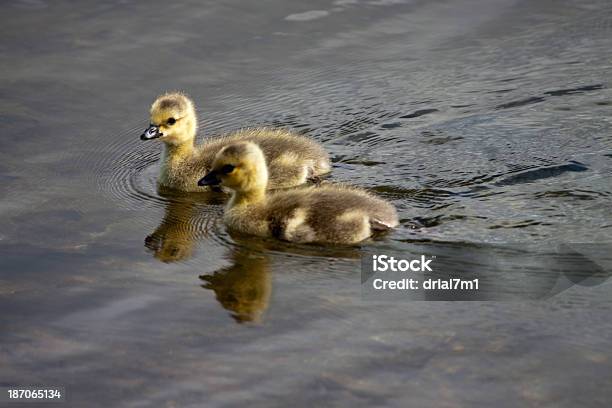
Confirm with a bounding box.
[141,92,330,192]
[200,249,271,323]
[145,191,224,262]
[144,197,201,263]
[199,142,399,244]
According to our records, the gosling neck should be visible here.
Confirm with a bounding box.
[163,141,195,162]
[228,188,266,208]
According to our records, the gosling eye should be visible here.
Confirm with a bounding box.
[167,117,176,125]
[220,164,235,174]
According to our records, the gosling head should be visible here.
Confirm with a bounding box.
[198,142,268,192]
[141,92,197,146]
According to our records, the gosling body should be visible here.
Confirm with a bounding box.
[141,92,330,192]
[199,142,398,245]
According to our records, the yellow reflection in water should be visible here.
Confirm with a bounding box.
[144,190,223,263]
[200,246,271,324]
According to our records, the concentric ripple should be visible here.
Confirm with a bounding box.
[83,122,228,263]
[89,123,165,212]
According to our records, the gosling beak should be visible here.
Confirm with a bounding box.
[198,170,220,186]
[140,124,163,140]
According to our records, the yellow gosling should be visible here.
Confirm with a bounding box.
[140,92,330,192]
[198,142,398,245]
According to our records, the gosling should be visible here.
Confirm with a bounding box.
[198,142,398,245]
[141,92,330,192]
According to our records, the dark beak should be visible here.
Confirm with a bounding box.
[140,124,163,140]
[198,170,221,186]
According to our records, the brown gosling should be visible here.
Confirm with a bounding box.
[140,92,330,192]
[198,142,399,245]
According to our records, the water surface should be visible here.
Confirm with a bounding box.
[1,0,612,406]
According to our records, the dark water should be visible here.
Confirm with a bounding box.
[2,0,612,406]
